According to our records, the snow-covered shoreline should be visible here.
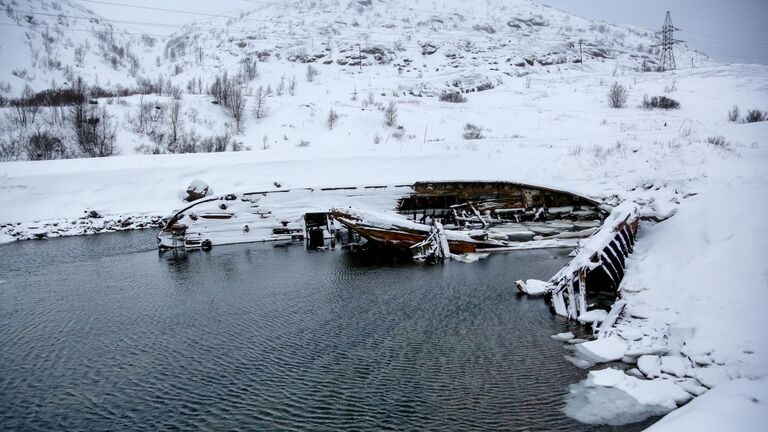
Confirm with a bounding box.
[2,60,767,429]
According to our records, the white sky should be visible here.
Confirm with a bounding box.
[79,0,768,64]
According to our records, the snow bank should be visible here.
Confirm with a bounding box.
[645,378,768,432]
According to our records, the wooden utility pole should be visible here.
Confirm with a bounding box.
[579,39,583,64]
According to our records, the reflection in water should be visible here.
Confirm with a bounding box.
[0,231,652,431]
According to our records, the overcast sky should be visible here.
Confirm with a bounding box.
[80,0,768,64]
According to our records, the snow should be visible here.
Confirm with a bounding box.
[573,335,628,363]
[516,279,551,296]
[551,332,575,341]
[645,378,768,432]
[0,0,767,429]
[578,309,608,324]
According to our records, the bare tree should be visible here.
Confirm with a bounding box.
[384,101,398,127]
[326,108,339,130]
[167,100,184,151]
[227,84,245,132]
[253,85,267,119]
[288,75,297,96]
[305,64,319,82]
[608,82,628,108]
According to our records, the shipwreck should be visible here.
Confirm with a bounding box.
[158,180,639,324]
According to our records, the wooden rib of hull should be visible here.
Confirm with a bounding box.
[336,220,479,254]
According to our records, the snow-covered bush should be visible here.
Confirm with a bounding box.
[26,130,68,160]
[439,91,467,103]
[743,109,767,123]
[608,82,628,108]
[305,65,319,82]
[728,105,740,122]
[71,104,118,157]
[706,135,730,149]
[326,108,339,130]
[462,123,484,140]
[641,95,680,110]
[383,101,398,127]
[252,85,268,119]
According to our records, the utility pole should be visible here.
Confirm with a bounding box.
[578,39,583,64]
[656,11,682,72]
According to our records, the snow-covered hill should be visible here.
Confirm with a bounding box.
[0,0,159,95]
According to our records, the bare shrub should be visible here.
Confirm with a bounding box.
[373,133,381,144]
[641,95,680,110]
[288,75,297,96]
[71,104,118,157]
[608,82,628,108]
[438,91,467,103]
[743,109,767,123]
[383,101,398,127]
[392,126,405,140]
[305,64,319,82]
[276,76,285,96]
[0,128,25,161]
[252,85,268,119]
[706,135,728,148]
[326,108,339,130]
[462,123,484,140]
[26,130,67,160]
[297,139,311,147]
[727,105,740,122]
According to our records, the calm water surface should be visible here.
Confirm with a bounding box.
[0,231,651,431]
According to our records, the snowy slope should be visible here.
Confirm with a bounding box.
[0,0,155,94]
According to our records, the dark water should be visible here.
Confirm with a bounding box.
[0,231,650,431]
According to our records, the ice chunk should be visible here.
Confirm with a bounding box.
[573,336,627,363]
[675,378,708,396]
[564,368,690,425]
[660,355,687,378]
[515,279,551,296]
[637,355,661,378]
[689,366,731,389]
[578,309,608,324]
[551,332,575,341]
[619,328,644,341]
